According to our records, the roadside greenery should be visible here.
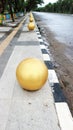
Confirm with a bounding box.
[0,0,26,22]
[26,0,44,11]
[0,0,72,23]
[0,0,43,22]
[0,0,44,14]
[36,0,73,14]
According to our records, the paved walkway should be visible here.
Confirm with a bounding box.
[0,15,25,43]
[0,13,73,130]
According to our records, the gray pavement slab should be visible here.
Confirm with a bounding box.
[0,33,5,38]
[13,41,40,46]
[0,27,12,32]
[22,26,29,31]
[0,46,60,130]
[0,45,14,78]
[0,100,11,130]
[4,15,26,27]
[18,32,39,42]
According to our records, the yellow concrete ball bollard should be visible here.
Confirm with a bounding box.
[28,22,35,30]
[30,13,33,17]
[29,17,34,22]
[16,58,48,91]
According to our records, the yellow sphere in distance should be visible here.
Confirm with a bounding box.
[16,58,48,91]
[29,17,34,22]
[30,13,33,17]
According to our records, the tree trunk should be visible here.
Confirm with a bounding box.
[8,1,15,22]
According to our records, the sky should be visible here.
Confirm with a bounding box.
[43,0,58,6]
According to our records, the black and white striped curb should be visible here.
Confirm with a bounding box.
[36,29,73,130]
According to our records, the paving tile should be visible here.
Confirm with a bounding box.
[0,45,43,99]
[0,100,11,130]
[5,81,60,130]
[18,32,39,41]
[0,46,60,130]
[0,33,5,38]
[0,27,12,32]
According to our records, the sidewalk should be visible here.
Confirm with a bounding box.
[0,13,73,130]
[4,15,25,27]
[0,15,26,43]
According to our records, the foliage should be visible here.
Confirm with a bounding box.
[36,0,73,14]
[26,0,44,11]
[0,0,26,22]
[0,0,44,22]
[0,0,6,13]
[0,0,44,13]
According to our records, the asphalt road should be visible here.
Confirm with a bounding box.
[33,12,73,62]
[33,12,73,45]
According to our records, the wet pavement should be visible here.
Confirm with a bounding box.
[33,12,73,64]
[33,12,73,46]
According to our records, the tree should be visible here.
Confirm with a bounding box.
[26,0,44,11]
[8,0,15,22]
[14,0,26,13]
[6,0,26,22]
[36,0,73,14]
[0,0,6,14]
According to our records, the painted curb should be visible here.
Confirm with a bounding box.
[36,29,73,130]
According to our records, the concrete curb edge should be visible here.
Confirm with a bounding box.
[35,29,73,130]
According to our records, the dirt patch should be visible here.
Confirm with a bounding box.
[37,22,73,116]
